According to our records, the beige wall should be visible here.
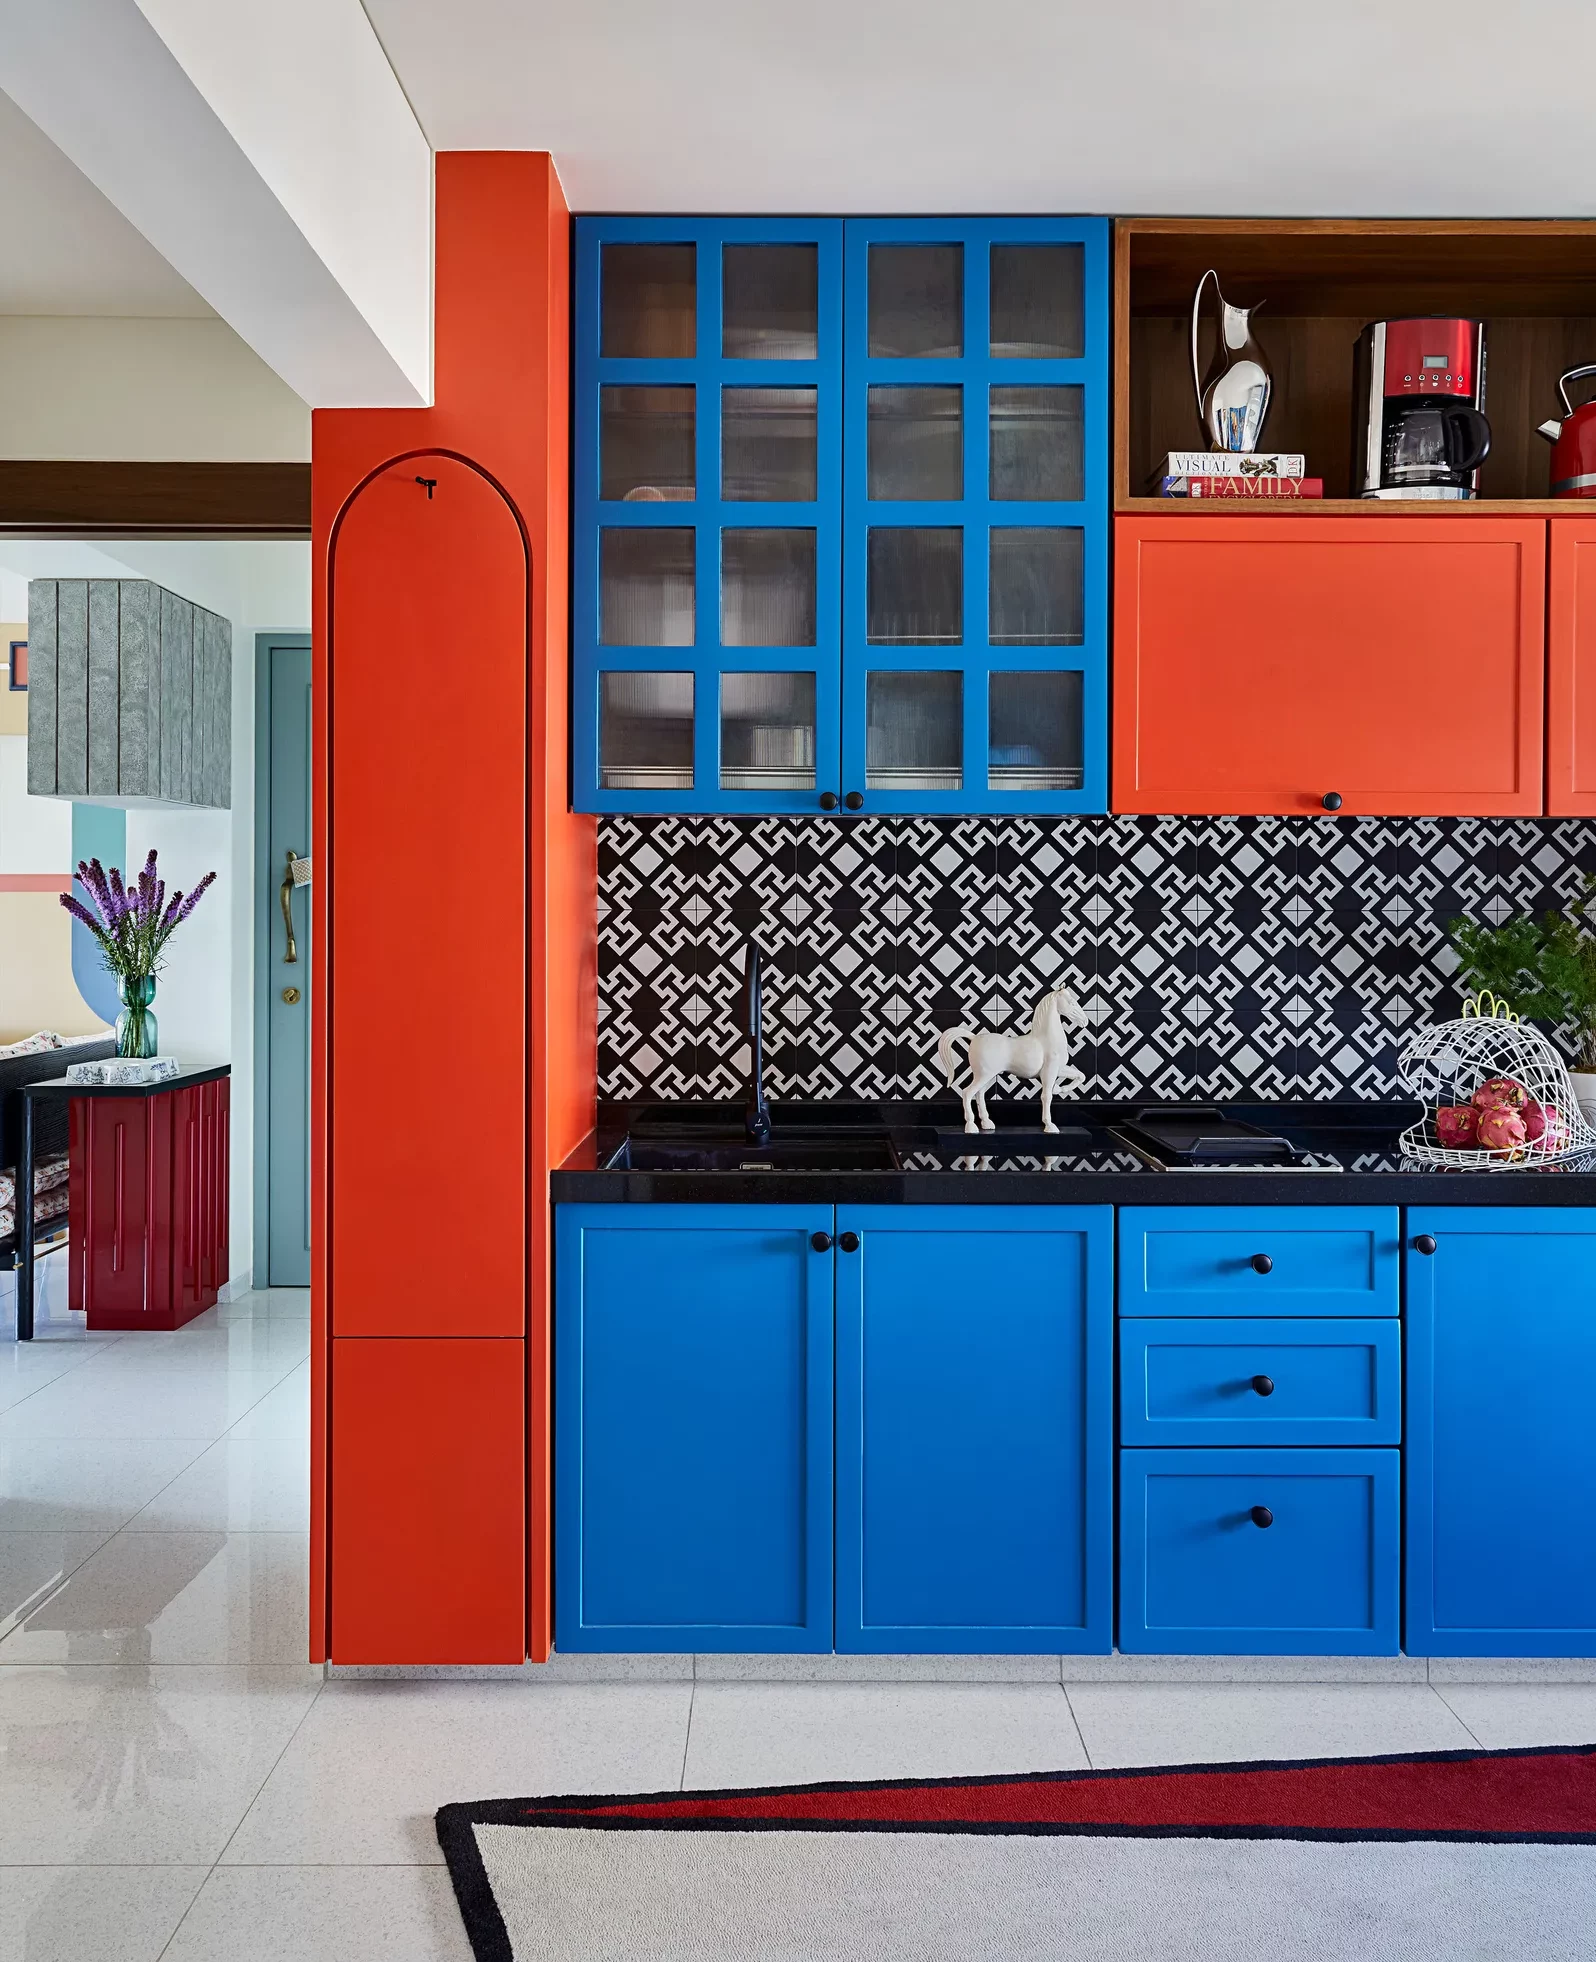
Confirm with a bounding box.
[0,891,106,1043]
[0,317,309,461]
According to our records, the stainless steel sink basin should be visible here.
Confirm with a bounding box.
[608,1136,899,1172]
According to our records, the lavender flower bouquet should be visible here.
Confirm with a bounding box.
[60,851,216,1058]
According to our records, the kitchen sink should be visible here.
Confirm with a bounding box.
[607,1135,900,1172]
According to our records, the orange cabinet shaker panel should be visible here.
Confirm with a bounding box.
[330,1338,525,1662]
[328,455,528,1336]
[1549,520,1596,815]
[1113,517,1546,816]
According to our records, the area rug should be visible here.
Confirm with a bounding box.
[437,1743,1596,1961]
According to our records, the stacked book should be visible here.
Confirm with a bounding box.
[1153,452,1323,498]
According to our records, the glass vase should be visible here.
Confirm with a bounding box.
[115,974,158,1060]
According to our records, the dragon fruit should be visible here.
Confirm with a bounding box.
[1435,1104,1480,1148]
[1476,1102,1528,1152]
[1472,1075,1528,1112]
[1521,1099,1566,1147]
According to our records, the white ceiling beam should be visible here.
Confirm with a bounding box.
[0,0,431,408]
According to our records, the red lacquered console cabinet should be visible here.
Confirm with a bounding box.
[68,1070,230,1330]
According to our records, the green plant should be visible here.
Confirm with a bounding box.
[1450,875,1596,1071]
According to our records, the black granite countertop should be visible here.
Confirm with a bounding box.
[551,1100,1596,1207]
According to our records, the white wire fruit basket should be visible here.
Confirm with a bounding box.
[1398,992,1596,1168]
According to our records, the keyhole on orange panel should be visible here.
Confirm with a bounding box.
[415,476,436,499]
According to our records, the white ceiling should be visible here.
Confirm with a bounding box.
[0,87,213,316]
[363,0,1596,217]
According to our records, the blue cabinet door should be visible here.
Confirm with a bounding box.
[1120,1448,1400,1655]
[834,1204,1113,1652]
[840,217,1109,814]
[1118,1206,1401,1318]
[555,1204,835,1651]
[573,217,845,814]
[1405,1207,1596,1657]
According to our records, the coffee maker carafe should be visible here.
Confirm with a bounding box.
[1353,318,1490,499]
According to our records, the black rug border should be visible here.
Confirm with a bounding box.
[436,1740,1596,1962]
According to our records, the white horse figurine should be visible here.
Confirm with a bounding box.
[937,984,1090,1135]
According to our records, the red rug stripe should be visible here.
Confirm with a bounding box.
[534,1748,1596,1837]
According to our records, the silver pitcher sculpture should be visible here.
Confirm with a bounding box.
[1191,269,1272,453]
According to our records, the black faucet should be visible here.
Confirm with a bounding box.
[742,942,773,1146]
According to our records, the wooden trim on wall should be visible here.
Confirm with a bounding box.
[0,461,311,537]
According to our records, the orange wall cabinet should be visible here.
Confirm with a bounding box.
[1113,517,1546,816]
[330,1339,525,1663]
[312,155,596,1665]
[1549,519,1596,815]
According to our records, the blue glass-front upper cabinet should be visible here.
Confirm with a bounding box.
[842,218,1109,814]
[574,218,844,813]
[573,215,1110,815]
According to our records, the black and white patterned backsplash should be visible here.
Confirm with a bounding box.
[596,815,1596,1105]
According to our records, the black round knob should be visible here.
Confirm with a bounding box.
[1321,792,1344,811]
[838,1230,860,1253]
[1250,1505,1274,1529]
[1251,1374,1275,1398]
[843,791,864,811]
[819,792,839,811]
[1413,1233,1437,1256]
[1250,1253,1273,1275]
[810,1231,833,1252]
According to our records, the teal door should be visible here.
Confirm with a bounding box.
[257,635,312,1286]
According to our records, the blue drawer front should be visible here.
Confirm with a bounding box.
[1118,1207,1400,1318]
[835,1205,1113,1654]
[1119,1319,1401,1446]
[1119,1448,1400,1655]
[1405,1206,1596,1657]
[555,1204,835,1652]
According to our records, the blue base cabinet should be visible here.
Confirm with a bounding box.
[1120,1448,1400,1655]
[1405,1207,1596,1657]
[834,1205,1113,1653]
[555,1204,835,1652]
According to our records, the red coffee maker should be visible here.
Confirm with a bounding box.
[1353,318,1491,499]
[1537,364,1596,497]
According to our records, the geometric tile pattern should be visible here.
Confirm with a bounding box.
[598,816,1596,1104]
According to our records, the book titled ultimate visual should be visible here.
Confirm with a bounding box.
[1157,451,1306,481]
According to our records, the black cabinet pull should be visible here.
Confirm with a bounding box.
[819,792,839,811]
[1250,1253,1273,1275]
[1321,791,1343,811]
[1250,1505,1274,1528]
[1413,1233,1437,1255]
[810,1231,833,1252]
[1251,1374,1275,1397]
[843,791,864,811]
[838,1230,860,1253]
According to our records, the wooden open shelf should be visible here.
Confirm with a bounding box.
[1115,218,1596,512]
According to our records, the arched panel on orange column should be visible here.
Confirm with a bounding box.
[325,449,529,1662]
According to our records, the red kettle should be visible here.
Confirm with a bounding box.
[1537,364,1596,496]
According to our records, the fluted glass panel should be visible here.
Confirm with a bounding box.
[601,243,696,358]
[722,388,817,501]
[989,244,1083,358]
[721,529,816,646]
[721,671,816,791]
[989,528,1083,646]
[868,244,963,358]
[722,245,819,359]
[866,670,962,791]
[600,529,695,646]
[866,528,962,645]
[990,385,1083,501]
[988,671,1084,791]
[600,671,694,789]
[600,386,696,503]
[868,386,962,501]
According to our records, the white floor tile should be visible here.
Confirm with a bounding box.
[1430,1683,1596,1748]
[0,1367,296,1440]
[0,1865,209,1962]
[122,1438,309,1534]
[0,1437,211,1534]
[0,1532,309,1665]
[162,1865,471,1962]
[216,1288,311,1323]
[223,1364,309,1441]
[0,1530,110,1638]
[683,1682,1090,1790]
[222,1680,693,1866]
[77,1323,311,1373]
[0,1665,321,1864]
[1066,1682,1477,1768]
[0,1338,117,1415]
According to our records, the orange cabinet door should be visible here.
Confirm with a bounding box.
[330,1337,525,1662]
[328,455,528,1337]
[1113,517,1546,816]
[1549,519,1596,815]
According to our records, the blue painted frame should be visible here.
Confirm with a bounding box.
[1404,1206,1596,1657]
[840,217,1109,813]
[573,217,845,813]
[833,1203,1113,1652]
[554,1202,836,1651]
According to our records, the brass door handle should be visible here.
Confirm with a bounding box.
[280,849,309,963]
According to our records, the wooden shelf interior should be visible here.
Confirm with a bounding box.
[1117,221,1596,507]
